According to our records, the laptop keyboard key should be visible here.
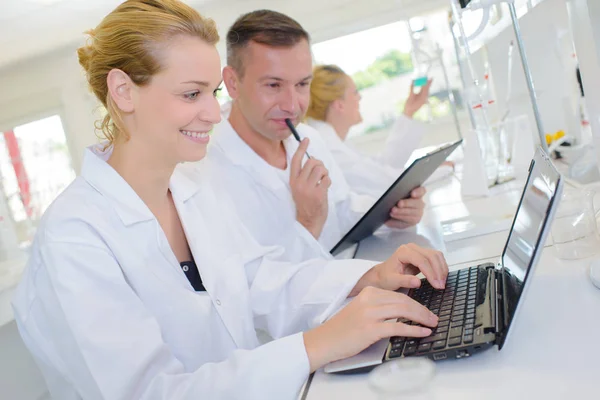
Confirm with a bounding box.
[389,347,403,358]
[431,300,442,307]
[403,345,417,356]
[449,327,463,338]
[451,311,464,319]
[455,294,467,301]
[417,343,432,353]
[420,333,447,344]
[451,320,464,328]
[392,341,405,350]
[436,325,449,334]
[433,340,446,350]
[448,337,462,347]
[464,335,474,344]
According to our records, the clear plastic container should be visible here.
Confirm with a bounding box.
[368,357,436,399]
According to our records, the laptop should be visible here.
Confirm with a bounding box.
[330,140,462,257]
[325,148,563,373]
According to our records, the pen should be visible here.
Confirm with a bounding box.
[285,118,311,159]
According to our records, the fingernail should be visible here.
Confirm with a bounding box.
[421,328,432,336]
[411,277,421,287]
[430,314,438,323]
[436,280,445,289]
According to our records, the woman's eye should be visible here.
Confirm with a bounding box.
[213,87,223,97]
[184,91,200,100]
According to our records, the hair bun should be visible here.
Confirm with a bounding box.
[77,29,96,73]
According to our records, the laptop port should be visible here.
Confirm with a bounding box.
[433,353,447,361]
[456,350,470,359]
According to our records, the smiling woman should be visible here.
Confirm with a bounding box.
[77,0,222,162]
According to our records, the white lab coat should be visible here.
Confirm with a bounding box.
[204,120,375,259]
[11,145,376,400]
[306,118,453,198]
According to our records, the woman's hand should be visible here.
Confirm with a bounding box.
[351,243,449,296]
[303,286,438,372]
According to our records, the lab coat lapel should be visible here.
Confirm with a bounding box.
[170,166,256,349]
[82,145,201,292]
[212,121,293,203]
[306,118,360,161]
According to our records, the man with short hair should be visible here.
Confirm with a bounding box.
[205,10,426,262]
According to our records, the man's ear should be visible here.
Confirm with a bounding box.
[222,66,240,99]
[106,69,135,113]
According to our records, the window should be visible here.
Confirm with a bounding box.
[0,114,75,249]
[311,10,467,142]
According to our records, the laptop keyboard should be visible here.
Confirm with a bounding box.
[388,266,488,358]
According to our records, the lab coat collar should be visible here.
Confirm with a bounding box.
[306,118,356,158]
[81,144,201,226]
[212,119,294,199]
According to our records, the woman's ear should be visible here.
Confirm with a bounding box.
[107,69,135,113]
[330,98,345,114]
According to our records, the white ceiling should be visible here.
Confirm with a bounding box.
[0,0,448,71]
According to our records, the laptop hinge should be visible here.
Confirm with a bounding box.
[478,264,497,335]
[494,268,506,341]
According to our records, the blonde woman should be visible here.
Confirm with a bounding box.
[306,65,452,198]
[12,2,447,399]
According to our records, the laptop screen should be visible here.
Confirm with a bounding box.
[498,150,561,348]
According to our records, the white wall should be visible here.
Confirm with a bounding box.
[568,0,600,167]
[0,47,101,173]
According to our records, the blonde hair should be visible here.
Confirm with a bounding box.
[306,65,349,121]
[77,0,219,145]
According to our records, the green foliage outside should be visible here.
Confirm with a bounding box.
[352,49,414,91]
[396,96,452,122]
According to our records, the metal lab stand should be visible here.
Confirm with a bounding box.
[406,21,464,141]
[450,0,549,153]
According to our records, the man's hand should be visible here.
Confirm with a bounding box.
[290,138,331,239]
[385,187,426,229]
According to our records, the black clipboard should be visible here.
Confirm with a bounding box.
[330,139,462,256]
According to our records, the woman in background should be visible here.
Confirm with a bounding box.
[306,64,453,198]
